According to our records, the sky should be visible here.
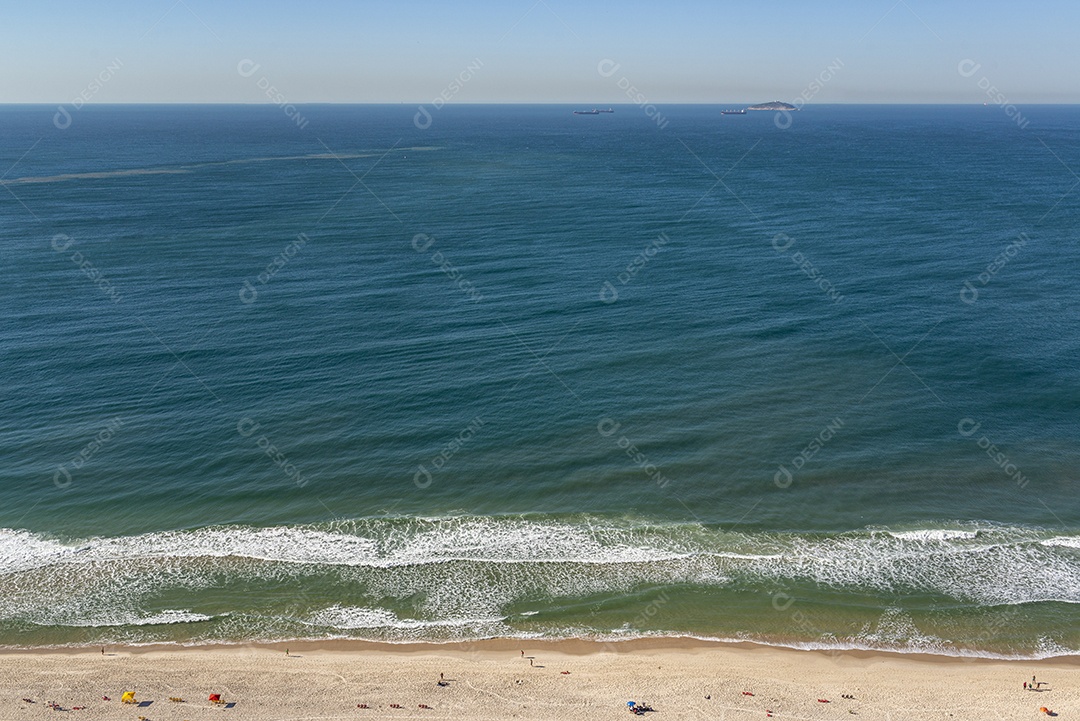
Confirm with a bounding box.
[3,0,1078,104]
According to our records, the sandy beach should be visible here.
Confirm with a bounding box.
[1,639,1076,721]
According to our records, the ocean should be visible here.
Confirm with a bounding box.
[1,103,1077,657]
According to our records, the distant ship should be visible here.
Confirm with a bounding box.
[721,109,747,115]
[573,108,613,115]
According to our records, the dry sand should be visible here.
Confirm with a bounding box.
[1,638,1076,720]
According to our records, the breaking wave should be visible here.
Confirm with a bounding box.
[1,516,1076,655]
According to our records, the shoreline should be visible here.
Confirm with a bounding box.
[5,635,1080,667]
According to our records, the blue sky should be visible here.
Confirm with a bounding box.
[4,0,1077,103]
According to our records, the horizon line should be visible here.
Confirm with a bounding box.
[2,101,1079,107]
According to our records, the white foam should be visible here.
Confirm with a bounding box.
[0,529,74,574]
[29,609,213,628]
[767,526,1080,606]
[2,518,1078,633]
[534,629,1080,661]
[0,519,689,575]
[1042,536,1080,549]
[887,529,979,541]
[0,519,716,632]
[23,630,1080,661]
[308,605,505,631]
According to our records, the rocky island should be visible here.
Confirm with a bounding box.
[746,101,797,111]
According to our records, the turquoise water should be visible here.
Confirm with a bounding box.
[1,104,1077,656]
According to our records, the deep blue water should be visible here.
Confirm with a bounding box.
[0,104,1077,655]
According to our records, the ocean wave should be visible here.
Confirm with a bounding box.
[306,605,506,631]
[0,518,1077,636]
[2,520,1077,596]
[29,609,213,628]
[1042,536,1080,549]
[0,519,689,572]
[886,529,979,541]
